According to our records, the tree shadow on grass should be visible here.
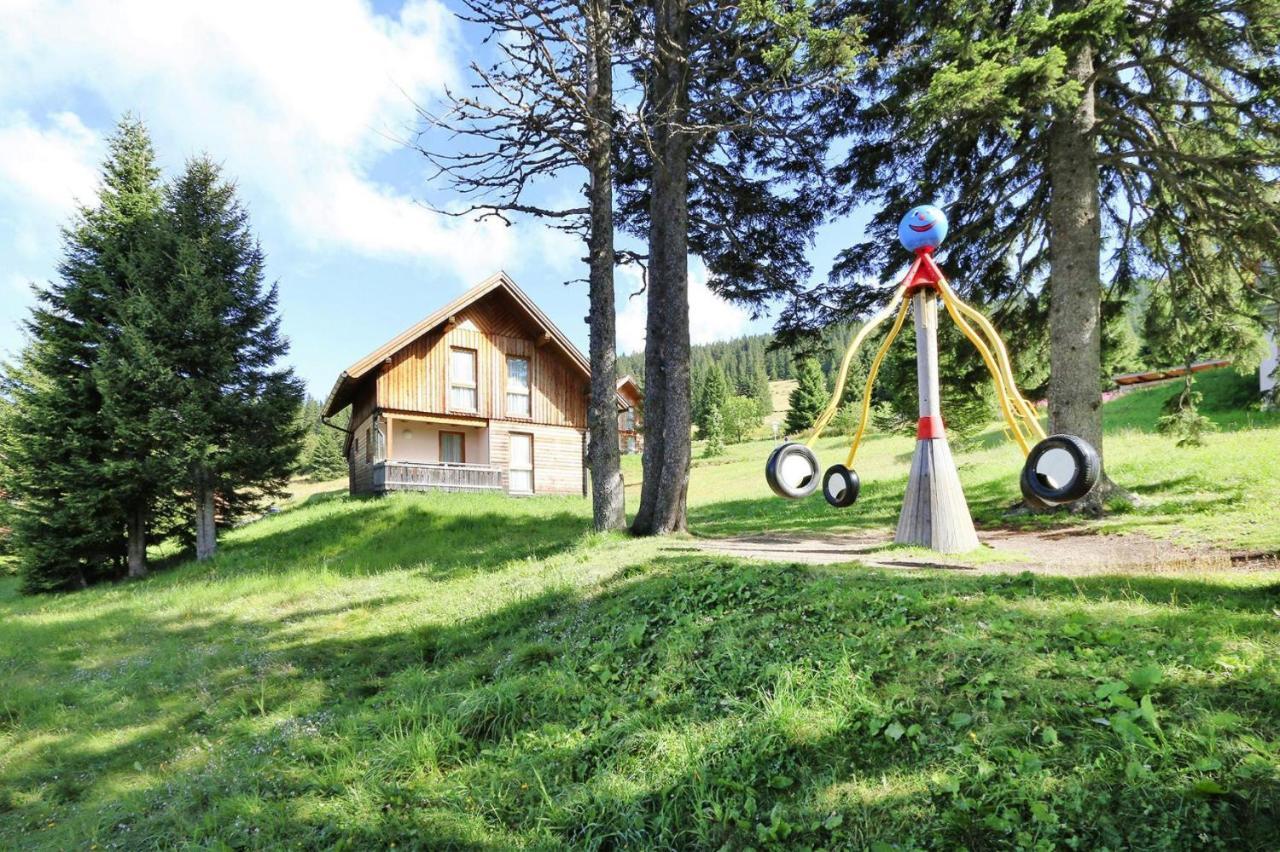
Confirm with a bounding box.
[4,556,1279,847]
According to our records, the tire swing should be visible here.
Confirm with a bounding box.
[765,441,821,499]
[1020,434,1101,508]
[764,202,1103,552]
[822,465,860,508]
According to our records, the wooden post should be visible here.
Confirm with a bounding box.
[895,291,980,553]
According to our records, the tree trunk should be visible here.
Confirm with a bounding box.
[126,505,147,578]
[632,0,692,536]
[1046,38,1109,513]
[195,479,217,561]
[585,0,626,532]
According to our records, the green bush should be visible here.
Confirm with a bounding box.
[720,395,761,444]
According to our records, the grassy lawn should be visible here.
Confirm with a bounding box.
[647,368,1280,551]
[1,372,1277,848]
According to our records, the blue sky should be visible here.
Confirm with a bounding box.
[0,0,869,400]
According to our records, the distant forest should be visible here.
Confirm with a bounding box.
[617,324,863,393]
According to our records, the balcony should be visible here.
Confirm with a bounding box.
[372,460,504,494]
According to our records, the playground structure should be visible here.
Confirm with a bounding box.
[766,205,1101,553]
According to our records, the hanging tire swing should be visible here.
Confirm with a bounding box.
[822,464,860,508]
[765,441,821,499]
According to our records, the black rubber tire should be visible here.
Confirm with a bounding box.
[765,442,820,500]
[1021,434,1101,505]
[1019,463,1055,510]
[822,465,860,508]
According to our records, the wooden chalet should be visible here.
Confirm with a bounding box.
[322,272,641,497]
[617,375,643,455]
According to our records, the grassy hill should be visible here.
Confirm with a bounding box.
[764,378,797,433]
[2,371,1278,848]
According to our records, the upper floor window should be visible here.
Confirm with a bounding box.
[620,408,635,431]
[506,355,530,417]
[450,347,478,411]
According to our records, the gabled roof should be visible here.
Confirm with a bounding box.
[616,374,642,408]
[322,271,596,418]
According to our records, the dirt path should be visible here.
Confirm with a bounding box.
[693,527,1278,576]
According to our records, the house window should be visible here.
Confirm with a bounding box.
[440,431,465,464]
[509,433,533,494]
[627,435,637,454]
[620,408,635,431]
[506,355,530,417]
[450,347,478,411]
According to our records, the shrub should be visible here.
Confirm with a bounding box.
[720,395,760,444]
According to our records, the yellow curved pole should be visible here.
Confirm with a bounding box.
[844,296,911,467]
[934,285,1034,455]
[804,282,910,448]
[935,276,1046,441]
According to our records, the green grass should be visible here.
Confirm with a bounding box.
[1,375,1278,848]
[1104,368,1274,434]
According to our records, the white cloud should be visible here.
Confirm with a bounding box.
[615,260,751,355]
[0,0,520,279]
[0,112,100,216]
[0,111,103,264]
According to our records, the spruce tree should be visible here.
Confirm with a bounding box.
[701,404,725,458]
[298,399,349,481]
[95,293,188,577]
[157,157,305,559]
[784,357,829,436]
[740,355,772,416]
[5,117,165,590]
[695,363,730,436]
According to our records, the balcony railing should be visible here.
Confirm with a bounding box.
[373,460,504,493]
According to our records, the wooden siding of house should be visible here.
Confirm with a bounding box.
[372,293,587,428]
[489,421,586,496]
[345,409,378,493]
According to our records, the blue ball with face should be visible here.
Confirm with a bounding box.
[898,204,948,252]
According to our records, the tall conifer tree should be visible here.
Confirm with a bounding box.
[784,357,829,436]
[156,158,304,559]
[623,3,860,534]
[4,117,164,589]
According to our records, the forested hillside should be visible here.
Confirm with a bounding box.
[617,323,868,392]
